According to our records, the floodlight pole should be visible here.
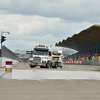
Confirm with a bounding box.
[1,32,10,67]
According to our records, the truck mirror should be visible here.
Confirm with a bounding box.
[31,51,33,55]
[49,51,51,56]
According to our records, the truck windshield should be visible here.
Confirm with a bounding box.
[33,50,48,55]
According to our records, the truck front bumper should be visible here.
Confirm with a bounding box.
[29,61,46,67]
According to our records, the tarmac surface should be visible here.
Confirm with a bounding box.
[0,62,100,100]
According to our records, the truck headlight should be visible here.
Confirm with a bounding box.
[42,61,46,63]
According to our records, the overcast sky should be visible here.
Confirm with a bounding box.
[0,0,100,51]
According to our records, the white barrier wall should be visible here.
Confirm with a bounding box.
[0,57,19,67]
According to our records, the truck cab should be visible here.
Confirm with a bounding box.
[29,45,63,69]
[51,50,63,68]
[28,45,52,68]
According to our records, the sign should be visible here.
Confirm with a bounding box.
[26,51,33,54]
[39,45,45,47]
[6,61,12,65]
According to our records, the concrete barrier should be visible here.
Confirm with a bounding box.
[0,57,19,68]
[5,61,12,72]
[64,64,100,71]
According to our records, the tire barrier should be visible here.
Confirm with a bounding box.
[65,60,100,66]
[65,61,82,65]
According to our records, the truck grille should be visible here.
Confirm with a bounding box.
[33,57,41,64]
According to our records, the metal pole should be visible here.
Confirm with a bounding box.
[95,35,98,55]
[1,32,10,67]
[1,32,2,67]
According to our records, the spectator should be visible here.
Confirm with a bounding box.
[88,55,92,60]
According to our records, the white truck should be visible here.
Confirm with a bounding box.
[51,50,63,68]
[28,45,63,68]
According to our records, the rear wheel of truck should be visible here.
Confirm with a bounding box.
[40,66,44,68]
[55,62,58,68]
[30,65,35,68]
[61,66,62,69]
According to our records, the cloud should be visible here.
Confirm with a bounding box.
[0,0,100,22]
[0,14,68,50]
[0,0,100,51]
[0,13,92,50]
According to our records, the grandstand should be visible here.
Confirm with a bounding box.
[56,25,100,57]
[55,25,100,65]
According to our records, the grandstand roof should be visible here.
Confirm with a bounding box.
[55,25,100,52]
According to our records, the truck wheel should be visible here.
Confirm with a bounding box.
[49,62,52,68]
[46,62,51,68]
[40,66,44,68]
[40,66,42,68]
[30,65,35,68]
[55,62,58,68]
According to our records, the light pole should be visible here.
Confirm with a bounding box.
[1,32,10,67]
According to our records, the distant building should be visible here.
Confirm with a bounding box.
[14,50,32,61]
[62,48,77,57]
